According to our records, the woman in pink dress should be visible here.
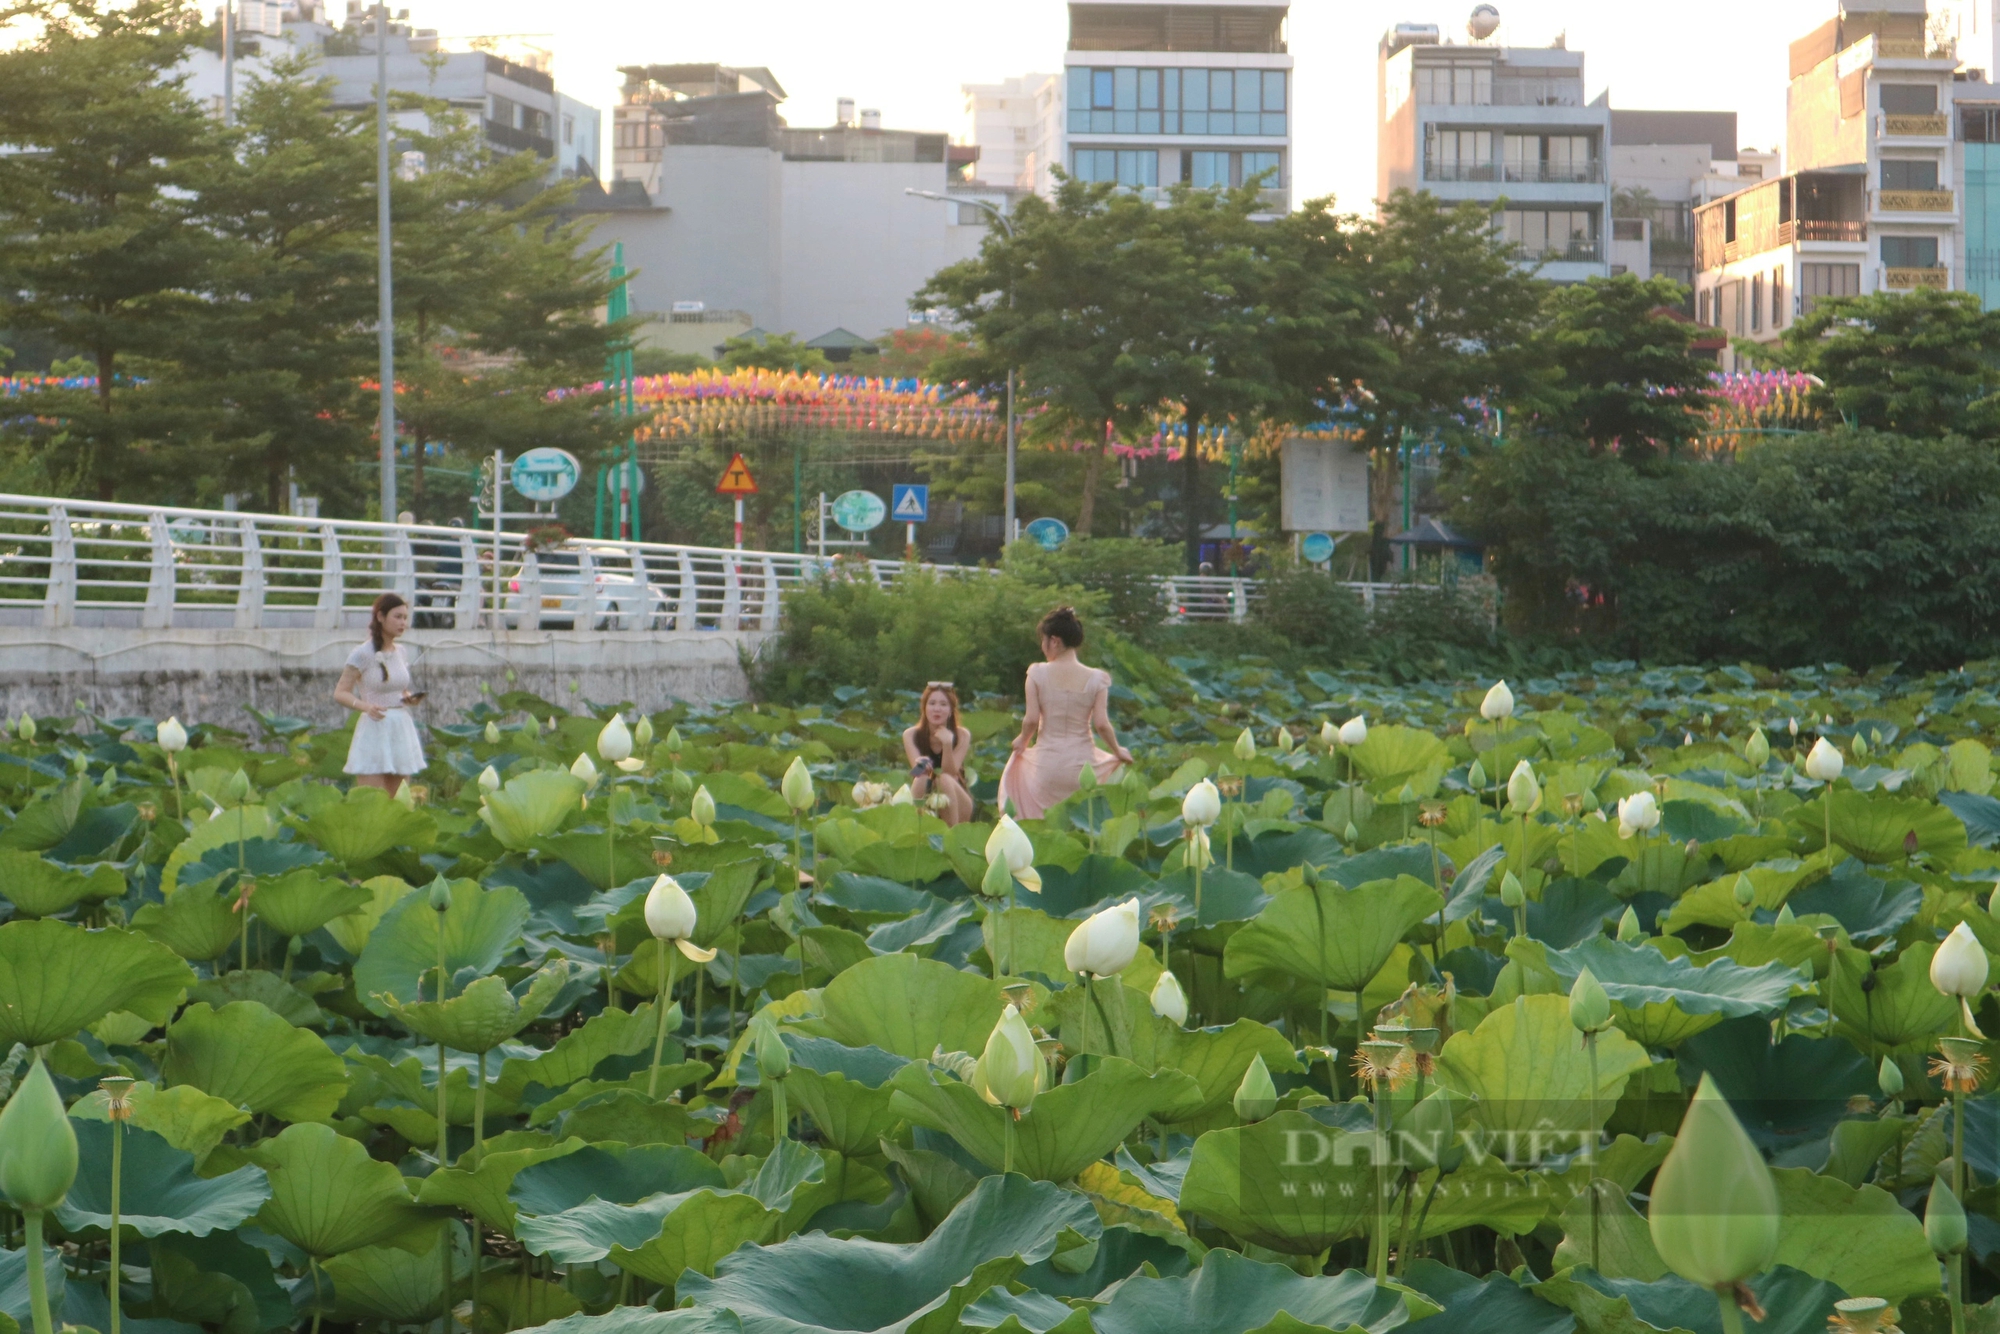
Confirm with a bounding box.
[998,606,1135,820]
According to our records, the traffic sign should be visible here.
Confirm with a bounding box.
[716,454,758,495]
[1300,532,1336,565]
[1024,517,1069,551]
[831,490,887,532]
[892,484,929,522]
[511,448,581,503]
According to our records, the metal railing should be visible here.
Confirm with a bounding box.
[0,494,1423,633]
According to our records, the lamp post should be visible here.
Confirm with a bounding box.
[905,188,1016,546]
[375,4,398,523]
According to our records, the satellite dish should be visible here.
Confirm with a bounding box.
[1468,4,1500,39]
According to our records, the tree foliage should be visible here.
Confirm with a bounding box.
[1764,287,2000,438]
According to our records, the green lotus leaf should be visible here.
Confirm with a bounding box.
[781,1035,910,1158]
[131,881,243,962]
[1675,1016,1875,1148]
[55,1119,270,1238]
[244,868,373,940]
[534,830,659,893]
[558,1092,707,1146]
[1526,939,1814,1048]
[1093,1248,1417,1334]
[320,1225,458,1324]
[69,1081,249,1169]
[353,878,530,1017]
[1829,940,1960,1054]
[253,1121,431,1258]
[1391,1263,1572,1334]
[0,1246,63,1328]
[147,1230,294,1334]
[0,848,122,918]
[676,1174,1098,1334]
[377,961,570,1053]
[525,1306,748,1334]
[1767,1167,1939,1303]
[0,920,194,1046]
[0,776,85,851]
[511,1144,729,1261]
[1434,995,1653,1136]
[1179,1110,1377,1255]
[1784,864,1922,944]
[1044,990,1302,1127]
[1660,858,1829,933]
[480,769,588,851]
[322,875,415,957]
[1550,1182,1668,1280]
[525,1063,712,1128]
[815,952,1005,1061]
[1792,789,1967,863]
[1223,874,1443,994]
[608,859,762,952]
[1016,855,1154,918]
[888,1056,1198,1183]
[1348,725,1452,784]
[159,805,279,895]
[607,1190,782,1287]
[958,1286,1087,1334]
[294,785,437,866]
[413,1133,583,1233]
[1532,1265,1850,1334]
[186,968,325,1027]
[878,1140,978,1233]
[494,1003,664,1101]
[1400,1159,1562,1240]
[162,1001,349,1123]
[461,1272,581,1334]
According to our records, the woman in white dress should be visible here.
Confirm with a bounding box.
[333,593,426,795]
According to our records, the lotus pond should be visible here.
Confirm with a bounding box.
[2,654,1999,1334]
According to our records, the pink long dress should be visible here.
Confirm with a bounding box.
[997,663,1125,819]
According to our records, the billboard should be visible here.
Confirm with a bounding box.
[1280,438,1372,534]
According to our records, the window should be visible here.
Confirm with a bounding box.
[1698,288,1712,325]
[1243,151,1281,186]
[1800,261,1861,312]
[1071,148,1158,188]
[1612,217,1644,241]
[1427,128,1493,180]
[1750,273,1763,332]
[1881,235,1940,267]
[1881,158,1941,190]
[1185,150,1283,190]
[1505,133,1597,182]
[1772,265,1786,327]
[1880,83,1939,115]
[1416,63,1492,105]
[1066,67,1286,135]
[1963,105,2000,141]
[1502,209,1598,259]
[1190,150,1228,188]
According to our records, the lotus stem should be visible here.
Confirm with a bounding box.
[1427,824,1444,968]
[1823,779,1834,856]
[649,952,671,1097]
[166,753,181,821]
[23,1211,50,1334]
[436,1042,449,1168]
[1090,977,1122,1061]
[1004,1109,1017,1176]
[472,1052,486,1167]
[791,811,803,893]
[694,966,705,1043]
[1587,1032,1601,1272]
[1370,1083,1391,1282]
[1225,796,1235,873]
[1716,1290,1746,1334]
[1192,858,1203,927]
[1954,1080,1967,1334]
[1395,1169,1416,1277]
[1346,751,1356,839]
[308,1259,323,1334]
[772,1077,788,1143]
[109,1117,123,1334]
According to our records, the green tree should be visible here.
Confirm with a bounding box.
[718,332,830,374]
[1765,287,2000,438]
[1530,274,1715,458]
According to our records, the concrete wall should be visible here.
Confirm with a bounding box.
[1791,61,1866,170]
[1611,143,1717,202]
[598,146,784,325]
[0,629,768,728]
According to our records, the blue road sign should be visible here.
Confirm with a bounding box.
[1024,517,1069,551]
[892,484,929,522]
[1300,532,1336,565]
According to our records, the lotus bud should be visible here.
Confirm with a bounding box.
[157,717,188,753]
[1151,971,1189,1026]
[1648,1073,1780,1289]
[1342,820,1360,845]
[1399,782,1418,807]
[570,752,598,786]
[890,783,913,806]
[1320,719,1338,748]
[597,715,633,764]
[1233,1053,1277,1123]
[484,720,501,745]
[977,1005,1042,1111]
[1744,729,1770,767]
[1467,757,1488,791]
[223,768,252,804]
[1234,728,1257,761]
[1733,874,1756,909]
[14,712,33,742]
[1480,680,1514,722]
[1788,717,1799,737]
[478,764,501,793]
[1805,737,1844,783]
[1339,715,1368,747]
[1569,967,1613,1033]
[1878,1056,1905,1098]
[1616,790,1659,837]
[1063,897,1140,978]
[1931,921,1989,999]
[1775,902,1796,926]
[690,785,716,828]
[750,1015,790,1081]
[0,1058,76,1211]
[1507,760,1540,812]
[644,873,699,941]
[1851,733,1869,761]
[427,876,452,912]
[1499,871,1525,909]
[664,726,683,754]
[1182,778,1221,828]
[981,854,1015,899]
[1927,1177,1968,1255]
[669,769,694,801]
[781,756,815,812]
[1187,826,1214,870]
[1078,764,1098,792]
[1275,726,1294,755]
[1617,906,1641,941]
[633,715,654,748]
[1581,788,1601,813]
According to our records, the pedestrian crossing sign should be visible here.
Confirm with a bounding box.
[892,484,929,522]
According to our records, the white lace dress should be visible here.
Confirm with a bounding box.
[343,642,426,776]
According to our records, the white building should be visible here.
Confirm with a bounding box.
[1608,110,1756,289]
[1060,1,1293,214]
[963,73,1063,194]
[1377,18,1613,280]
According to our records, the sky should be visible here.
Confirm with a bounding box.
[404,0,1844,209]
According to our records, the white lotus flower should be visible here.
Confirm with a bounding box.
[691,785,716,827]
[889,783,914,806]
[781,756,815,812]
[597,716,632,763]
[850,780,892,810]
[1182,778,1221,828]
[1804,737,1844,783]
[644,873,715,961]
[477,765,501,793]
[1063,898,1141,978]
[484,720,501,745]
[157,717,188,754]
[1338,715,1368,747]
[1932,921,1990,999]
[1616,790,1659,839]
[570,752,598,787]
[985,814,1041,893]
[1480,680,1514,721]
[1507,760,1541,812]
[1320,719,1338,748]
[1150,971,1189,1025]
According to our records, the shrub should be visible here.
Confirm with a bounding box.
[1006,537,1179,639]
[1251,566,1368,658]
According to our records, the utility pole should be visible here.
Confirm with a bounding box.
[221,2,235,124]
[375,4,398,522]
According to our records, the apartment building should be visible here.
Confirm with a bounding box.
[1060,2,1293,213]
[1608,111,1760,290]
[1694,0,1971,362]
[963,74,1064,194]
[1378,20,1613,280]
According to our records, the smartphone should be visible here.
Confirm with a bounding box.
[404,691,428,704]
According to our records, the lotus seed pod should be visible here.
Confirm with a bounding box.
[751,1015,790,1081]
[1569,967,1613,1033]
[1507,760,1540,812]
[1233,728,1256,761]
[781,756,815,811]
[157,717,188,753]
[633,715,654,748]
[1233,1053,1278,1123]
[1499,871,1525,909]
[1480,680,1514,721]
[597,715,633,764]
[427,876,452,912]
[1926,1176,1968,1256]
[1744,729,1770,768]
[1339,715,1368,747]
[570,752,598,786]
[1804,737,1844,783]
[1648,1073,1780,1289]
[1930,921,1989,999]
[1467,758,1488,791]
[1733,875,1756,909]
[1181,779,1221,828]
[690,785,716,827]
[977,1004,1042,1111]
[1150,970,1189,1026]
[484,720,501,745]
[0,1058,76,1211]
[1878,1056,1904,1098]
[644,874,699,941]
[1617,906,1642,941]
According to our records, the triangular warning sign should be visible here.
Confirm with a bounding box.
[715,453,758,495]
[893,488,925,519]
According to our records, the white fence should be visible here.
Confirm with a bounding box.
[0,494,1402,633]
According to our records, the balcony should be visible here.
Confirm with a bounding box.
[1874,37,1954,60]
[1884,265,1949,289]
[1503,161,1603,184]
[1490,80,1584,107]
[1525,239,1603,263]
[1879,113,1949,138]
[1878,189,1954,212]
[1778,219,1868,244]
[1422,161,1499,182]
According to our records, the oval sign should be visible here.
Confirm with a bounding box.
[511,448,581,503]
[831,489,887,533]
[1300,532,1336,565]
[1023,517,1069,551]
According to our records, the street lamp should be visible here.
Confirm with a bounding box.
[374,4,398,523]
[906,187,1016,548]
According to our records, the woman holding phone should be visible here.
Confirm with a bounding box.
[333,592,426,796]
[902,681,973,826]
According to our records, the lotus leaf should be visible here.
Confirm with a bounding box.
[1349,725,1452,783]
[186,968,325,1026]
[781,1036,910,1157]
[159,805,279,895]
[56,1118,270,1237]
[1043,991,1301,1126]
[1526,939,1814,1047]
[816,952,1005,1060]
[1765,1167,1938,1302]
[1532,1265,1849,1334]
[131,881,244,962]
[378,961,570,1053]
[512,1142,725,1215]
[495,1001,663,1100]
[1177,1110,1377,1254]
[320,1226,458,1323]
[1791,789,1967,863]
[1829,940,1960,1053]
[321,874,414,956]
[607,1191,782,1287]
[70,1081,249,1167]
[480,769,589,850]
[1939,789,2000,849]
[1549,1182,1668,1280]
[1675,1016,1875,1147]
[1434,995,1653,1136]
[0,848,122,917]
[1093,1249,1420,1334]
[0,919,194,1046]
[253,1121,431,1258]
[162,1001,349,1123]
[147,1230,295,1333]
[294,785,436,866]
[1394,1263,1574,1334]
[353,877,530,1016]
[1224,874,1443,996]
[460,1272,582,1333]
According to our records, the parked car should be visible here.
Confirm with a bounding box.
[503,546,668,629]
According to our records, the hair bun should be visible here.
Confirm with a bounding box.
[1037,604,1085,648]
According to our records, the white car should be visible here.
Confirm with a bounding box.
[503,546,668,630]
